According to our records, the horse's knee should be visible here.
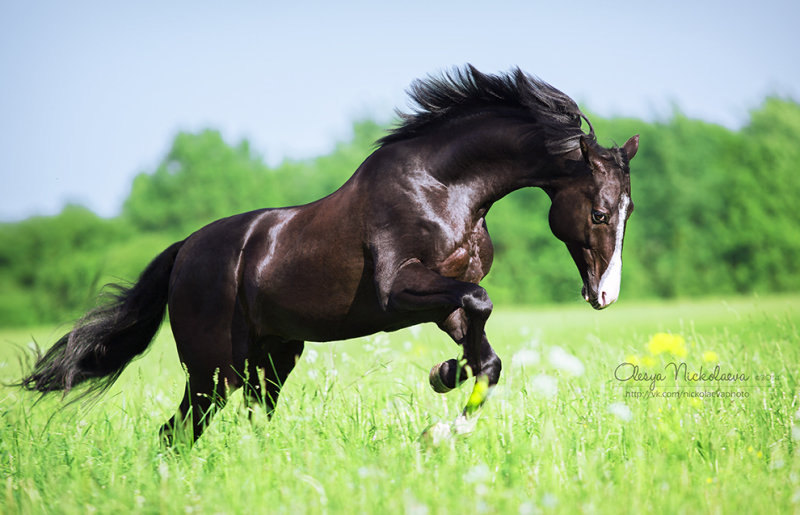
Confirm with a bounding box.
[461,286,493,321]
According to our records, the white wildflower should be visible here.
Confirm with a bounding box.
[530,374,558,398]
[404,489,429,515]
[608,402,633,422]
[547,346,584,376]
[305,348,319,364]
[453,414,478,435]
[512,349,540,367]
[463,463,491,484]
[541,493,558,509]
[422,421,452,446]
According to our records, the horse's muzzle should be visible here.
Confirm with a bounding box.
[582,284,616,310]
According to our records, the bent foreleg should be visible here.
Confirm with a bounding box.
[386,261,502,412]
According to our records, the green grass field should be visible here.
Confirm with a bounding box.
[1,295,799,514]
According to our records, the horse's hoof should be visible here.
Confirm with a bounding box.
[429,362,453,393]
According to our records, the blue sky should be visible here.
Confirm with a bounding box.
[1,1,798,221]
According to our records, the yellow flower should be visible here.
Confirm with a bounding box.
[642,356,657,368]
[647,333,688,358]
[625,354,640,366]
[465,376,490,415]
[702,350,719,363]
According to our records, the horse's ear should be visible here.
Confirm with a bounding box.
[623,134,639,161]
[579,135,593,165]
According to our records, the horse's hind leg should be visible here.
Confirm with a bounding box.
[160,373,231,446]
[159,301,245,447]
[242,338,304,419]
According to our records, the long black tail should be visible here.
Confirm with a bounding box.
[19,240,185,398]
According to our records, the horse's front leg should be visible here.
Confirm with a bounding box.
[434,320,502,417]
[387,261,502,416]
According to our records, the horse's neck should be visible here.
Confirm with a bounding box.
[424,121,557,212]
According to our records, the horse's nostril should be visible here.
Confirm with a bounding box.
[601,291,607,306]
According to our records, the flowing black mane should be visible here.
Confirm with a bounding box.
[378,64,595,154]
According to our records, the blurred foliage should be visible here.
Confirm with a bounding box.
[2,102,799,326]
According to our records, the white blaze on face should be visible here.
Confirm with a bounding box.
[596,194,630,308]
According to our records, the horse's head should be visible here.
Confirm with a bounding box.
[548,134,639,310]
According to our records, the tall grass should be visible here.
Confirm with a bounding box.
[1,295,798,513]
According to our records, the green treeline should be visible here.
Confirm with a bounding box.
[2,99,799,326]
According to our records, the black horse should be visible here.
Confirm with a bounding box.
[20,65,638,445]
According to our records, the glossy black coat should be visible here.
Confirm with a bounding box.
[21,66,638,444]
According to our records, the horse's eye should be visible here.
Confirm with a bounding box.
[591,210,608,224]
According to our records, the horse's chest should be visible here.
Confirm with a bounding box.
[435,218,493,284]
